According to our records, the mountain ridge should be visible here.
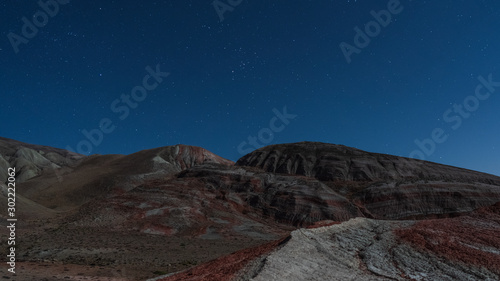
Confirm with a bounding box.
[1,137,499,280]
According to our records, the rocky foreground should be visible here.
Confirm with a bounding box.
[0,138,499,280]
[154,202,500,281]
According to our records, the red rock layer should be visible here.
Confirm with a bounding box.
[236,142,500,184]
[158,236,289,281]
[395,202,500,275]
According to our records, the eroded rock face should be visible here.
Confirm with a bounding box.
[14,143,234,211]
[236,142,500,219]
[354,181,500,219]
[236,142,500,183]
[117,144,234,175]
[68,163,360,240]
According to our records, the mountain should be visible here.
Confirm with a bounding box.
[1,137,499,281]
[237,142,500,219]
[0,137,84,183]
[0,137,84,220]
[237,141,499,183]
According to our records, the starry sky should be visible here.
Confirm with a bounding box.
[1,0,499,176]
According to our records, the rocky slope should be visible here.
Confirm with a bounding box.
[156,202,500,281]
[66,163,360,240]
[0,137,84,183]
[0,182,55,221]
[237,142,500,219]
[1,138,499,280]
[9,140,235,212]
[236,142,499,183]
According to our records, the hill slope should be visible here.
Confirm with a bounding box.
[236,142,500,219]
[1,138,499,280]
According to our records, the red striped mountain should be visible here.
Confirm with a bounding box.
[236,142,500,219]
[2,138,500,280]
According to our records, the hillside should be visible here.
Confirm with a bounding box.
[1,137,499,280]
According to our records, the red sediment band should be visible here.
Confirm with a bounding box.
[394,202,500,275]
[159,236,290,281]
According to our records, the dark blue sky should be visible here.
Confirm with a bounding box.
[1,0,499,176]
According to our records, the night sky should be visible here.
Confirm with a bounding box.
[1,0,499,176]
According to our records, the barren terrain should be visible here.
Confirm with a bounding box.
[1,138,499,280]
